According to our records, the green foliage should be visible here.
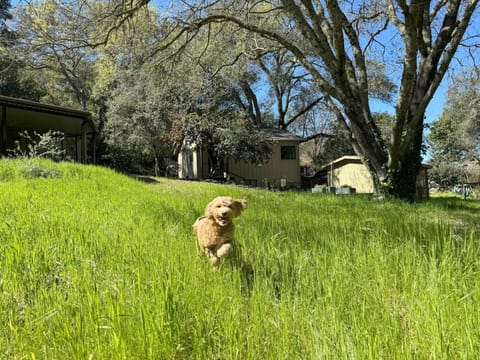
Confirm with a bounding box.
[0,0,12,44]
[1,159,480,358]
[0,0,44,99]
[428,69,480,164]
[427,70,480,190]
[19,160,61,179]
[0,0,11,22]
[428,114,466,163]
[5,0,480,202]
[104,67,178,175]
[215,119,273,165]
[0,158,61,181]
[374,111,395,144]
[165,65,275,167]
[429,162,480,191]
[172,112,274,167]
[8,130,65,161]
[429,162,464,189]
[12,1,97,109]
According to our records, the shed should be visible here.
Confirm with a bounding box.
[322,155,431,199]
[0,96,96,163]
[178,128,303,188]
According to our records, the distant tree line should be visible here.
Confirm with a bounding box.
[0,0,342,177]
[428,69,480,189]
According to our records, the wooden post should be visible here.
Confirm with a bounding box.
[92,132,97,164]
[81,120,87,163]
[1,105,6,156]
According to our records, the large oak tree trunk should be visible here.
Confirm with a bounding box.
[386,122,424,202]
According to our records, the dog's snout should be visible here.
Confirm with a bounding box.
[221,211,228,217]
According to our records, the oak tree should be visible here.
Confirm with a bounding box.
[159,0,480,200]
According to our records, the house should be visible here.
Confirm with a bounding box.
[321,155,431,199]
[178,128,303,188]
[0,96,96,163]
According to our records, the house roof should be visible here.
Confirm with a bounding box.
[321,155,361,169]
[0,95,95,135]
[260,128,303,142]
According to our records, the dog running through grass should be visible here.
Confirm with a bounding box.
[193,196,247,266]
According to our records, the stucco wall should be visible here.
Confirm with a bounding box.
[227,141,301,187]
[178,146,202,179]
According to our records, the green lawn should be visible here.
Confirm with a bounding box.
[1,158,479,359]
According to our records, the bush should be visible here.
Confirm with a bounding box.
[19,160,60,179]
[429,162,466,189]
[8,130,65,161]
[0,158,62,181]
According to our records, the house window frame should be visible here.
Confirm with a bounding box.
[280,145,296,160]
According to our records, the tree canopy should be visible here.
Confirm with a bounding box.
[3,0,480,200]
[157,0,480,200]
[429,69,480,164]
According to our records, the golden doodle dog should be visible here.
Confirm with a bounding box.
[193,196,247,266]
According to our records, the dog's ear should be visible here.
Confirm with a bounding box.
[204,197,219,219]
[204,203,214,219]
[232,198,247,216]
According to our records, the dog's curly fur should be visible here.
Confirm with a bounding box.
[193,196,247,266]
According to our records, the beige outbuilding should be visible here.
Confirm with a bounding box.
[178,129,303,189]
[321,155,430,199]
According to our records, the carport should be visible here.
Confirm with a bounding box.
[0,96,96,163]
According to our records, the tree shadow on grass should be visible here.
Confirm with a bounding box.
[131,174,161,183]
[428,197,480,229]
[429,197,480,213]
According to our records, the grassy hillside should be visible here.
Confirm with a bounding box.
[1,158,479,359]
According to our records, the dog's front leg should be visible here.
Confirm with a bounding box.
[204,247,220,265]
[216,242,232,259]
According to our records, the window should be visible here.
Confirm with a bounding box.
[281,145,296,160]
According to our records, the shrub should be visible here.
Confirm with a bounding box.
[19,160,60,179]
[8,130,65,161]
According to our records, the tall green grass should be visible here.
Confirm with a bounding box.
[1,158,479,358]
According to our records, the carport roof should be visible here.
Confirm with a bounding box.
[0,95,95,135]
